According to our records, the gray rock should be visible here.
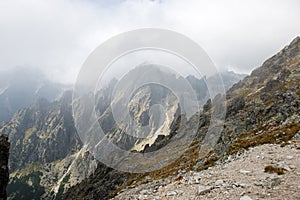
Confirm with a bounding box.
[166,191,177,196]
[239,169,252,175]
[270,178,281,188]
[235,183,251,188]
[193,174,201,184]
[240,195,253,200]
[140,189,149,195]
[276,161,291,171]
[175,190,184,195]
[287,156,293,160]
[215,179,224,186]
[198,185,213,195]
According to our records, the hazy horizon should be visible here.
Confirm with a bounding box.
[0,0,299,84]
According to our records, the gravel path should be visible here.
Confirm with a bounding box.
[113,142,300,200]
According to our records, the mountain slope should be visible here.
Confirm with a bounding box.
[1,91,98,200]
[0,91,82,172]
[64,36,300,200]
[113,143,300,199]
[7,146,97,200]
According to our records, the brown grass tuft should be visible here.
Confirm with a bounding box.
[264,165,285,175]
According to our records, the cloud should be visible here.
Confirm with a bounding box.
[0,0,299,83]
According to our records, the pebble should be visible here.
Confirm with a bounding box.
[166,191,177,196]
[289,164,296,169]
[198,185,213,195]
[276,161,291,171]
[139,190,149,195]
[240,195,253,200]
[240,169,252,175]
[193,175,201,184]
[270,178,281,188]
[175,190,184,195]
[215,179,224,185]
[234,182,251,188]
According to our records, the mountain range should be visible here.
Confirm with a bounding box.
[0,37,299,199]
[64,37,300,199]
[0,65,245,199]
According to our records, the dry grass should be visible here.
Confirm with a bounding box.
[264,165,285,175]
[227,123,300,155]
[112,138,202,196]
[296,88,300,96]
[113,121,299,197]
[227,130,233,135]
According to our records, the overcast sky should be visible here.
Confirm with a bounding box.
[0,0,299,84]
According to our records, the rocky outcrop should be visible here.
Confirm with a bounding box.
[0,134,9,200]
[0,91,82,172]
[63,163,126,200]
[0,91,88,199]
[7,146,97,200]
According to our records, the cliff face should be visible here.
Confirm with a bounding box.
[7,146,97,200]
[0,134,9,200]
[0,92,96,200]
[0,91,82,172]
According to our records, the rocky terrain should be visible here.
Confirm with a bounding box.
[1,36,298,200]
[0,134,9,200]
[0,91,82,172]
[64,36,300,199]
[7,146,97,200]
[113,142,300,200]
[0,91,93,199]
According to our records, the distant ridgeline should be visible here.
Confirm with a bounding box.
[0,67,68,124]
[3,35,300,200]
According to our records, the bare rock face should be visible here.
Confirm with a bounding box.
[0,134,9,200]
[8,146,97,200]
[0,91,82,172]
[0,92,89,199]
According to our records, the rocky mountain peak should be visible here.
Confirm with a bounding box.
[254,36,299,76]
[228,36,300,99]
[0,91,82,172]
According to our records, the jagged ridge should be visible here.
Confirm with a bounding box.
[64,36,300,200]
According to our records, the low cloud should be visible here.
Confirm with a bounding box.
[0,0,299,83]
